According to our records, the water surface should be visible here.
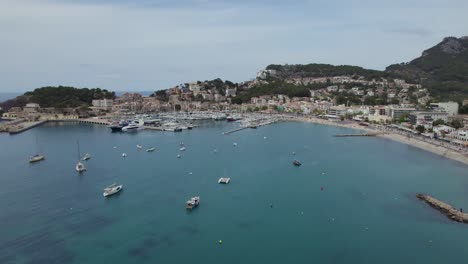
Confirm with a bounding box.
[0,121,467,264]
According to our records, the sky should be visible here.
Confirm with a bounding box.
[1,0,467,92]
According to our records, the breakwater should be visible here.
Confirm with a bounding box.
[417,194,468,223]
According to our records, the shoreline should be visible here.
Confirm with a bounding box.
[288,116,468,166]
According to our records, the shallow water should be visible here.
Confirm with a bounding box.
[0,121,467,264]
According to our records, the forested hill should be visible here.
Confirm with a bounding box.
[265,64,403,81]
[0,86,115,110]
[386,36,468,98]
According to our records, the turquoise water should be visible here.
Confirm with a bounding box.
[0,121,467,264]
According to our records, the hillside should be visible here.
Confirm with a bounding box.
[386,36,468,98]
[265,63,402,81]
[0,86,115,110]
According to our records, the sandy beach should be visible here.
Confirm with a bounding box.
[288,116,468,166]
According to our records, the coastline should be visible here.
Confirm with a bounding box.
[289,116,468,166]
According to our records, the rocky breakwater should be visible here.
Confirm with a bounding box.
[417,194,468,223]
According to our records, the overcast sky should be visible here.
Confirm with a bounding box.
[1,0,467,92]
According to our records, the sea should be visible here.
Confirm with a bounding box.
[0,92,21,103]
[0,121,467,264]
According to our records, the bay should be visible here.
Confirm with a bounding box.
[0,121,467,264]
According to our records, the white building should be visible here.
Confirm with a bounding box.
[188,82,203,96]
[448,130,468,142]
[225,88,237,97]
[92,99,113,111]
[430,102,459,116]
[387,106,416,119]
[409,111,449,128]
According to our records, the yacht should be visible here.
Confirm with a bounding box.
[186,196,200,210]
[136,144,143,149]
[108,121,129,132]
[146,147,155,152]
[122,121,144,132]
[29,154,44,163]
[82,153,91,161]
[103,183,123,197]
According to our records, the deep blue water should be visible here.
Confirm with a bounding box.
[0,121,467,264]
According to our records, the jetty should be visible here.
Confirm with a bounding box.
[334,133,381,137]
[4,120,47,134]
[223,118,278,135]
[417,193,468,223]
[79,118,111,125]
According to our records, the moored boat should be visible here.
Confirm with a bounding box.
[218,177,231,184]
[76,161,86,172]
[103,183,123,197]
[186,196,200,210]
[293,160,302,166]
[82,153,91,161]
[29,154,44,163]
[146,147,155,152]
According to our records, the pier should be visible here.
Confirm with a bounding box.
[78,118,111,125]
[223,127,249,135]
[334,133,381,137]
[7,120,47,134]
[417,194,468,223]
[222,119,277,135]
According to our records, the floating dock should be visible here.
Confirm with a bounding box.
[417,193,468,223]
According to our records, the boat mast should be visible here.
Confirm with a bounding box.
[76,140,81,161]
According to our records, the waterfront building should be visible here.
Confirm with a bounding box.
[409,111,449,128]
[429,102,459,116]
[23,103,40,113]
[327,106,348,117]
[387,105,416,120]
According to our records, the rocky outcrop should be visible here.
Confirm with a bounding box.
[417,194,468,223]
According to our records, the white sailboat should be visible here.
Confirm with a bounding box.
[75,140,86,173]
[29,135,45,163]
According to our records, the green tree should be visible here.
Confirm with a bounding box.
[260,105,268,111]
[415,125,425,133]
[451,119,464,129]
[432,119,445,126]
[460,104,468,114]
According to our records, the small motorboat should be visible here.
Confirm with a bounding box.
[293,160,302,166]
[103,183,123,197]
[76,161,86,172]
[186,196,200,210]
[146,147,156,152]
[233,142,238,147]
[218,177,231,184]
[136,144,143,149]
[29,154,45,163]
[179,147,186,151]
[177,154,181,158]
[82,153,91,161]
[122,153,127,158]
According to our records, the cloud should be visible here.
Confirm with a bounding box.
[0,0,468,92]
